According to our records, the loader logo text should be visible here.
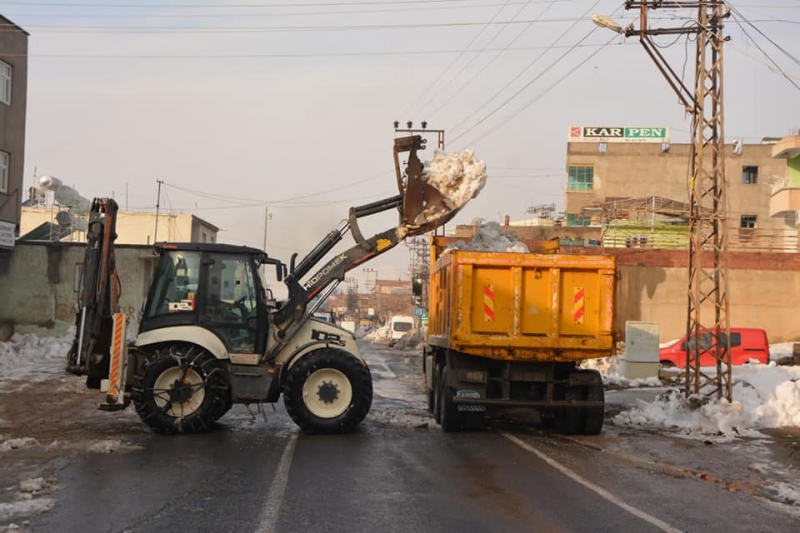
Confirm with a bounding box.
[305,254,347,288]
[311,329,346,347]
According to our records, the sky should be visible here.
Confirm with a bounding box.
[3,0,800,287]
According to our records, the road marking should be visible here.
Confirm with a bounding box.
[501,432,683,533]
[256,432,299,533]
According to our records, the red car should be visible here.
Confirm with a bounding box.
[659,328,770,368]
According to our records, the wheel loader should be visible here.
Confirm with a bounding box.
[65,135,477,434]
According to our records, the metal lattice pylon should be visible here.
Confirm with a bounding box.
[621,1,732,400]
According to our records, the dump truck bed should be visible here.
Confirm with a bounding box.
[427,237,616,362]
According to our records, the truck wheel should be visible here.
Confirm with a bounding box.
[132,344,230,435]
[556,385,582,435]
[438,365,462,432]
[433,363,443,424]
[581,370,605,435]
[283,349,372,434]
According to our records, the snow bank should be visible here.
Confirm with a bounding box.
[614,363,800,439]
[0,329,73,383]
[364,325,391,344]
[0,438,39,452]
[446,221,529,253]
[0,478,57,523]
[424,148,486,212]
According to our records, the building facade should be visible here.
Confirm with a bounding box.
[0,16,28,269]
[564,128,800,252]
[19,207,220,245]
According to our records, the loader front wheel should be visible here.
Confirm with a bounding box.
[283,349,372,434]
[132,344,230,435]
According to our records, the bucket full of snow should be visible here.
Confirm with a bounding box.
[395,135,486,235]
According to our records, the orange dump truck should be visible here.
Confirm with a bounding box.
[423,236,616,434]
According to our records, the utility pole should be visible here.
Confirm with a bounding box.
[393,120,445,150]
[595,2,732,400]
[154,179,164,244]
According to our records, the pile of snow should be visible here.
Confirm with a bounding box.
[447,221,529,253]
[0,329,73,383]
[0,438,39,452]
[364,325,391,343]
[614,362,800,439]
[424,148,487,212]
[0,478,56,523]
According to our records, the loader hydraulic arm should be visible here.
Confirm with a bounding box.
[265,134,465,362]
[270,195,407,337]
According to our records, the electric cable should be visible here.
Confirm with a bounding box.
[453,33,617,148]
[448,0,605,135]
[423,0,560,119]
[396,0,519,120]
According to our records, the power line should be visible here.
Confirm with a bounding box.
[2,1,572,19]
[423,0,560,118]
[416,0,531,118]
[397,1,529,119]
[0,17,612,34]
[729,6,800,68]
[0,43,632,59]
[0,0,569,8]
[448,0,604,134]
[454,33,617,148]
[728,8,800,92]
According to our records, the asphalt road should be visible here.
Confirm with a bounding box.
[16,342,800,533]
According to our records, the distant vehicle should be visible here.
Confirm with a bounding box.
[388,315,415,347]
[659,328,770,368]
[312,311,335,324]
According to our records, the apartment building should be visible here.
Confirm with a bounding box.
[564,127,800,251]
[0,15,28,271]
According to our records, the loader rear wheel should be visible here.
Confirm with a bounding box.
[132,344,230,435]
[283,349,372,434]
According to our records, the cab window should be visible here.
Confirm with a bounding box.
[144,251,202,318]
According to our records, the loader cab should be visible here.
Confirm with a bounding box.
[140,244,271,355]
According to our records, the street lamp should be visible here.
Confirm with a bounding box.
[591,14,624,34]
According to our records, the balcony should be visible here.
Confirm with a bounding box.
[771,135,800,159]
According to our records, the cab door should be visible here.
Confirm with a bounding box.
[199,253,260,354]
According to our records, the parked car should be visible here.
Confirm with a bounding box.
[659,328,770,368]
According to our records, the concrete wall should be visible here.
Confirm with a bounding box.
[0,242,156,335]
[0,17,27,230]
[2,243,798,346]
[567,247,800,343]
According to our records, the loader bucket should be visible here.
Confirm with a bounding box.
[394,135,460,234]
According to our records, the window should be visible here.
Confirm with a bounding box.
[0,151,8,193]
[568,166,594,192]
[0,61,10,105]
[566,213,590,227]
[740,215,757,229]
[742,166,758,184]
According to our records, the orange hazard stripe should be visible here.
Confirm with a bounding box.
[484,284,495,322]
[109,313,124,397]
[573,287,585,325]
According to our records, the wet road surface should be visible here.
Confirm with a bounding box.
[9,342,800,532]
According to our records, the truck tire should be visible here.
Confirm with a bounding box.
[433,363,446,424]
[556,385,582,435]
[438,365,462,432]
[283,349,372,434]
[132,344,230,435]
[581,370,605,435]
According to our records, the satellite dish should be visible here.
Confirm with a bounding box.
[592,14,623,34]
